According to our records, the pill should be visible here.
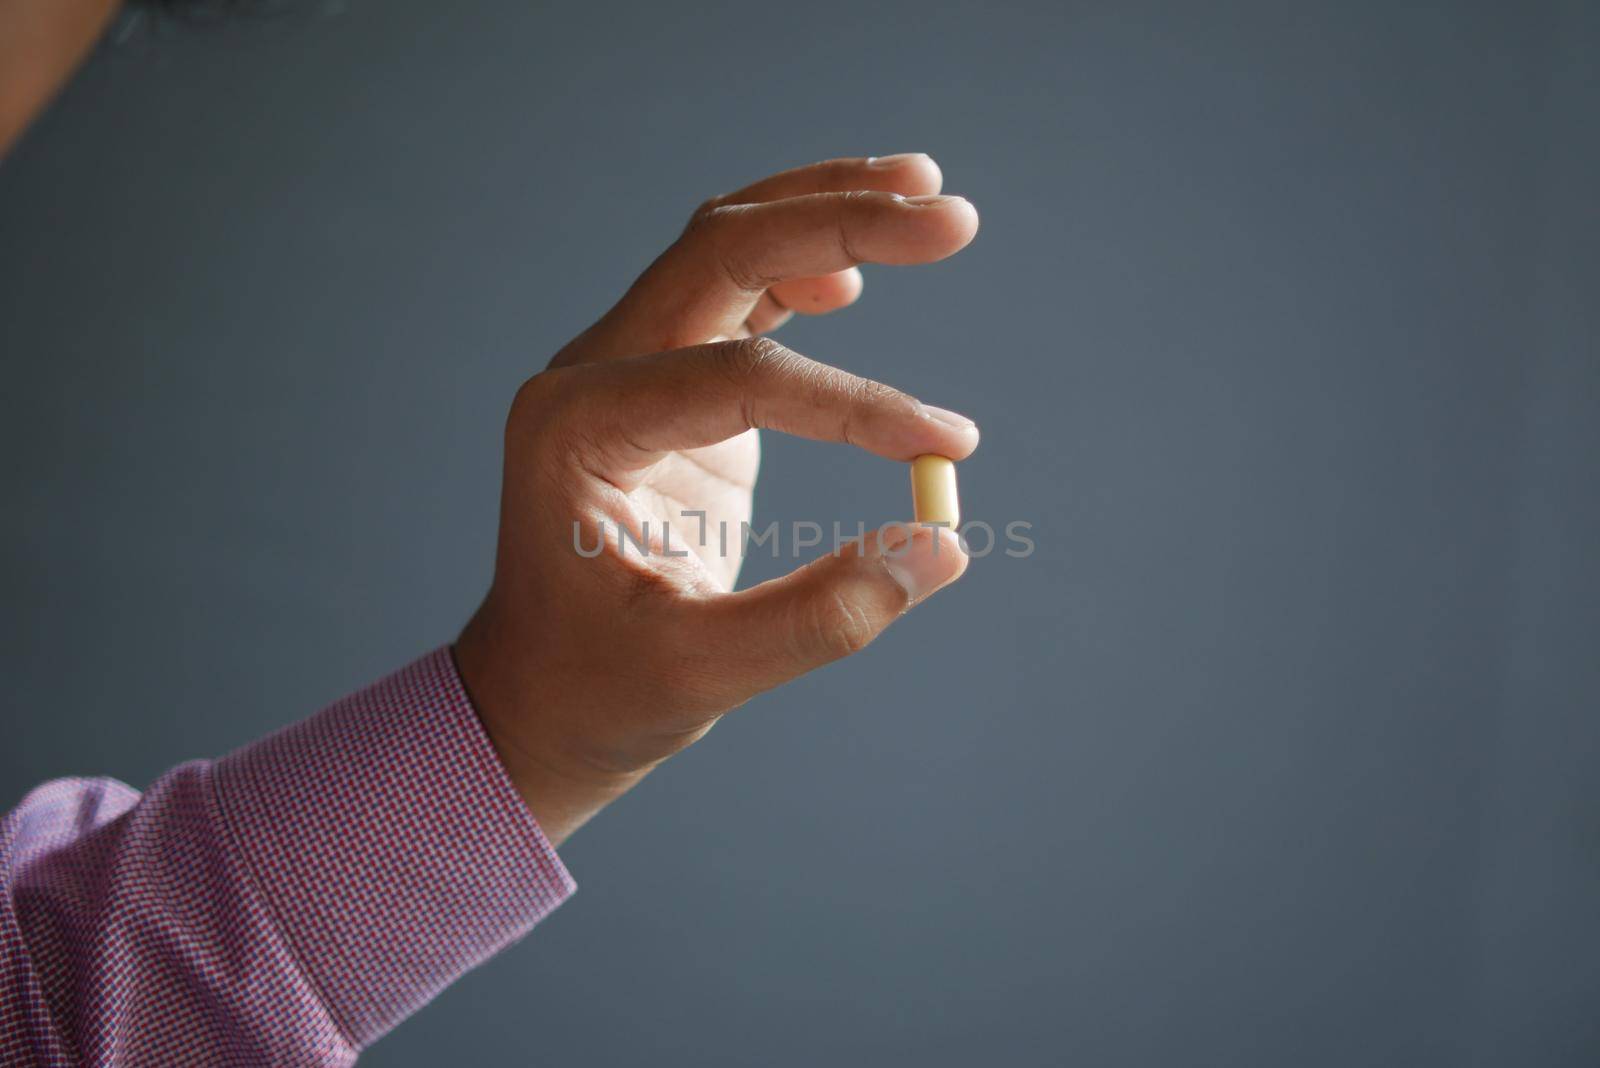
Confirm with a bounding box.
[910,454,960,527]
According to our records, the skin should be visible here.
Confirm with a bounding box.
[0,0,120,152]
[3,7,982,848]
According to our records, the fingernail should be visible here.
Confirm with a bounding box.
[904,194,963,207]
[882,529,965,604]
[921,404,977,430]
[869,152,927,167]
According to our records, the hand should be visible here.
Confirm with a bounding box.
[454,155,981,844]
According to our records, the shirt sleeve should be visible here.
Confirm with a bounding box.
[0,647,576,1066]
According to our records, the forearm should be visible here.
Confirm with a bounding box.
[0,648,573,1064]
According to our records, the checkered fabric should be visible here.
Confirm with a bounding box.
[1,648,575,1065]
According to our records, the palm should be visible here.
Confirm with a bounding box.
[628,429,759,592]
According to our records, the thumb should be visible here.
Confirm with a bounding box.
[698,525,968,699]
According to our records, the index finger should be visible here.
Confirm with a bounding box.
[552,337,980,478]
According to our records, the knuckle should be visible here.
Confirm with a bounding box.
[683,201,734,248]
[676,201,728,264]
[684,203,775,291]
[689,196,726,227]
[810,369,914,450]
[715,335,788,383]
[508,369,561,428]
[707,337,790,435]
[832,190,877,262]
[508,366,588,452]
[859,376,918,418]
[799,591,879,662]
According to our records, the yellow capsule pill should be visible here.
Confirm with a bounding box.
[910,454,960,527]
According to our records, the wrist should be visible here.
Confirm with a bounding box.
[452,609,648,846]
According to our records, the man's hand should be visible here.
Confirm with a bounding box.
[453,155,980,844]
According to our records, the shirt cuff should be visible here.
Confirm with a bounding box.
[213,646,576,1048]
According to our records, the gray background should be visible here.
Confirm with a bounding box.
[2,1,1596,1064]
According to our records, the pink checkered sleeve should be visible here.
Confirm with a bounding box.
[0,647,576,1066]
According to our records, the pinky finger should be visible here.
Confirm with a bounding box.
[744,268,866,336]
[768,267,865,318]
[743,291,794,336]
